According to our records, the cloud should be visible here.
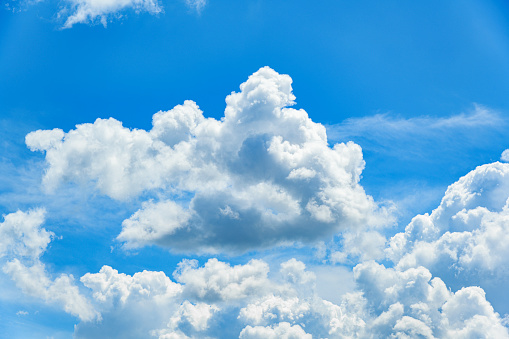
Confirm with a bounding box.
[184,0,206,13]
[173,258,271,303]
[352,261,508,338]
[325,105,507,182]
[0,209,99,322]
[328,105,504,146]
[2,209,503,339]
[80,265,182,306]
[239,322,312,339]
[329,229,387,264]
[0,208,53,259]
[27,67,392,253]
[387,162,509,274]
[74,257,508,338]
[59,0,163,28]
[4,259,98,322]
[501,149,509,162]
[77,265,183,338]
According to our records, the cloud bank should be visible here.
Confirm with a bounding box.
[74,257,508,338]
[7,67,509,337]
[26,67,392,253]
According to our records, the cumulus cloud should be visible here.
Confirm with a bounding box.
[239,322,312,339]
[329,229,387,264]
[77,265,182,338]
[352,261,508,338]
[173,258,271,303]
[58,0,162,28]
[74,257,508,338]
[0,209,98,321]
[0,208,52,259]
[19,65,509,337]
[27,67,392,253]
[387,162,509,275]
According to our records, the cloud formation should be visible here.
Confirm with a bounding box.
[387,162,509,275]
[14,66,509,337]
[27,67,392,253]
[3,175,509,337]
[74,257,508,338]
[0,209,98,321]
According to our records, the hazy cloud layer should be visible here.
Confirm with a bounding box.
[27,67,392,253]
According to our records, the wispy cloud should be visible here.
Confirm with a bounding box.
[58,0,163,28]
[185,0,206,13]
[7,0,208,28]
[327,105,505,155]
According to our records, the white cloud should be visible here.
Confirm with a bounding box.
[18,66,509,337]
[239,322,312,339]
[329,230,387,264]
[27,67,392,253]
[80,265,182,306]
[72,256,509,338]
[238,295,310,326]
[352,261,508,338]
[59,0,162,28]
[173,258,271,303]
[387,162,509,275]
[0,208,52,259]
[0,209,99,322]
[77,265,182,338]
[328,105,504,144]
[501,149,509,162]
[4,259,98,322]
[441,287,509,338]
[168,301,218,331]
[184,0,206,13]
[118,200,192,249]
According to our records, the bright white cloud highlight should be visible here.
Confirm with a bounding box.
[27,67,392,252]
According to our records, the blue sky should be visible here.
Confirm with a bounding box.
[1,0,509,338]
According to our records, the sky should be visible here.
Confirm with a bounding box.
[1,0,509,338]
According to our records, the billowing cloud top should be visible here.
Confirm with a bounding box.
[26,67,392,253]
